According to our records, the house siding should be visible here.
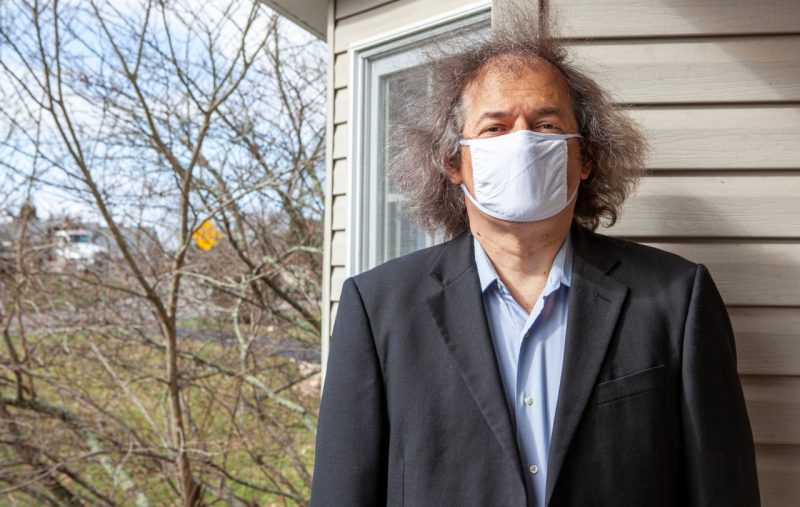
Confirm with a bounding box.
[335,0,396,20]
[322,0,800,504]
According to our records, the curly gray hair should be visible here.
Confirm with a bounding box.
[389,16,647,236]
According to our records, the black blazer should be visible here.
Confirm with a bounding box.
[311,224,759,506]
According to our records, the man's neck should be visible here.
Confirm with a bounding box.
[471,211,572,313]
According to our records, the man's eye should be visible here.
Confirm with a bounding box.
[537,123,561,132]
[478,125,506,137]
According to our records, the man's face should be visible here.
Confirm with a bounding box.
[448,57,591,219]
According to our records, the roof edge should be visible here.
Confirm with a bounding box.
[259,0,327,40]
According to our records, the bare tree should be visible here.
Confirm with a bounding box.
[0,0,325,505]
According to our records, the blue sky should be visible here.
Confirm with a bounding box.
[0,0,325,235]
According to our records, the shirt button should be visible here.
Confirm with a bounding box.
[524,395,534,406]
[529,465,539,474]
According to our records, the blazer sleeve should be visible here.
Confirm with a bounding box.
[680,264,760,506]
[310,277,388,506]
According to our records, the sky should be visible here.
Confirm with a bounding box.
[0,0,325,228]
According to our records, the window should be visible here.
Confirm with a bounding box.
[349,6,490,274]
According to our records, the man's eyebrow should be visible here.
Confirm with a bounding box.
[475,111,509,122]
[474,107,564,123]
[531,106,563,117]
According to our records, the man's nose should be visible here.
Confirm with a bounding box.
[511,117,531,132]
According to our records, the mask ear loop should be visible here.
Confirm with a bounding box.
[459,183,523,222]
[566,184,580,205]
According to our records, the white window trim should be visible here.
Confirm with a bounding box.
[346,2,491,277]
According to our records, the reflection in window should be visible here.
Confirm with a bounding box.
[351,9,489,273]
[381,71,431,264]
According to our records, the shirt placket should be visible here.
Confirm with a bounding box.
[500,278,560,501]
[517,298,548,494]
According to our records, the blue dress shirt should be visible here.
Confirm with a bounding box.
[474,236,572,507]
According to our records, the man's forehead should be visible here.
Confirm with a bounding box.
[462,56,572,118]
[470,55,566,91]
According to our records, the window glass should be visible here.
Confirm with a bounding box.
[352,9,490,273]
[381,71,430,263]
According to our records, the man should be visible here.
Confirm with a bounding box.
[311,19,759,507]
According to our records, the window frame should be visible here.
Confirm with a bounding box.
[347,3,491,275]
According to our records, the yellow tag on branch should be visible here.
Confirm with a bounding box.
[192,219,222,251]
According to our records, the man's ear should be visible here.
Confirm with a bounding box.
[580,159,592,180]
[579,142,594,180]
[445,155,464,184]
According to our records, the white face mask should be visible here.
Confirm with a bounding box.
[459,130,582,222]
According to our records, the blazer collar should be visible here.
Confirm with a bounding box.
[545,224,628,505]
[426,230,527,488]
[427,230,477,286]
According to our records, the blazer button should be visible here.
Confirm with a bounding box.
[529,465,539,474]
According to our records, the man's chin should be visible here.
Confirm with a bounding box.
[467,205,575,234]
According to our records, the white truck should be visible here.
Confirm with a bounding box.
[52,229,107,266]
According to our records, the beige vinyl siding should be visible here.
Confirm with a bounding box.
[330,266,346,304]
[330,195,347,231]
[570,36,800,104]
[335,0,396,21]
[757,445,800,507]
[613,175,800,238]
[732,308,800,376]
[332,159,348,195]
[628,106,800,170]
[638,242,799,306]
[554,0,800,503]
[743,376,800,445]
[323,0,800,504]
[333,53,348,89]
[333,89,348,124]
[548,0,800,38]
[332,123,348,160]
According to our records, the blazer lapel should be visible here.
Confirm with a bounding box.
[545,225,629,506]
[426,232,525,487]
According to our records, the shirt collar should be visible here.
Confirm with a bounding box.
[474,233,573,294]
